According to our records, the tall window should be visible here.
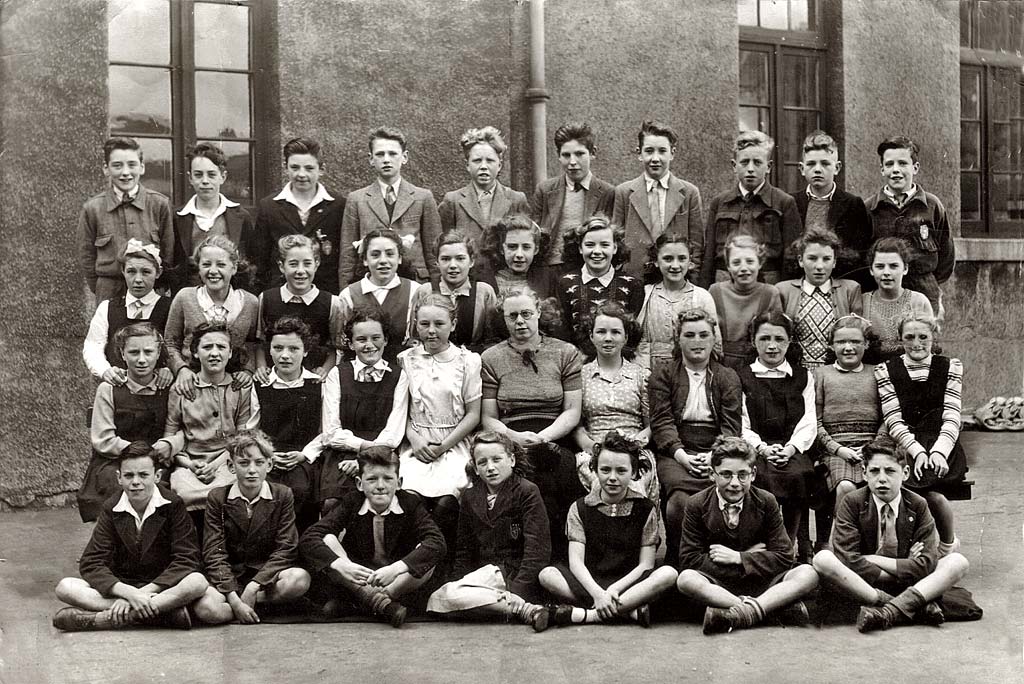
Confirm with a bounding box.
[738,0,825,193]
[107,0,268,205]
[960,1,1024,238]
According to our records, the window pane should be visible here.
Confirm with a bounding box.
[201,140,252,202]
[782,54,819,108]
[739,106,771,133]
[739,50,770,105]
[781,164,803,195]
[790,0,810,30]
[194,2,250,70]
[991,173,1024,222]
[959,0,973,47]
[993,122,1012,171]
[108,0,169,65]
[960,68,980,119]
[109,66,171,134]
[961,173,981,221]
[137,138,173,199]
[990,69,1016,121]
[976,0,1024,53]
[738,0,758,25]
[195,71,251,138]
[961,122,981,170]
[759,0,788,29]
[782,109,820,162]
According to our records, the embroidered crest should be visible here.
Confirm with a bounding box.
[509,521,522,540]
[919,224,929,241]
[321,240,332,256]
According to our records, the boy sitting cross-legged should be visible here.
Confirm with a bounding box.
[53,442,207,631]
[675,435,818,634]
[812,434,970,632]
[299,445,446,627]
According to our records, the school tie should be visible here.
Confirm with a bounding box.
[478,189,493,225]
[289,296,304,304]
[371,514,388,567]
[724,504,741,530]
[572,182,584,192]
[648,184,663,236]
[120,193,134,208]
[385,185,397,221]
[878,503,898,557]
[129,300,145,319]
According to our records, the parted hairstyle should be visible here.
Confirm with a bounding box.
[710,435,756,468]
[435,228,478,262]
[867,236,911,267]
[411,293,458,342]
[734,130,775,157]
[645,232,692,282]
[342,305,389,360]
[266,315,313,350]
[193,234,240,266]
[103,137,142,164]
[369,126,407,152]
[585,300,640,361]
[748,310,803,367]
[554,122,596,155]
[588,429,650,480]
[862,433,906,467]
[189,319,232,359]
[468,430,533,480]
[282,137,322,162]
[118,440,161,470]
[277,233,321,262]
[897,311,939,338]
[561,212,630,269]
[186,141,227,171]
[724,233,768,265]
[480,214,550,271]
[877,136,919,163]
[671,308,718,362]
[357,444,401,476]
[801,130,838,156]
[114,322,165,365]
[227,428,275,462]
[460,126,507,159]
[791,227,842,259]
[636,120,678,149]
[358,228,406,261]
[497,287,563,340]
[824,314,879,365]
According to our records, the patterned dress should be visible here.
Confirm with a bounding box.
[636,281,718,369]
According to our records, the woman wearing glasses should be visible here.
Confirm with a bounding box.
[648,308,743,568]
[480,289,585,562]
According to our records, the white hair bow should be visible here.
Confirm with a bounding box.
[123,238,162,267]
[352,234,416,251]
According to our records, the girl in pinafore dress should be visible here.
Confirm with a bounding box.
[540,431,678,627]
[398,294,482,557]
[709,235,782,370]
[874,312,967,557]
[636,232,718,370]
[861,237,933,362]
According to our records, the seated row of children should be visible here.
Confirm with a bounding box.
[54,424,971,636]
[79,122,953,326]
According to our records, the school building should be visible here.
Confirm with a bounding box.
[0,0,1020,508]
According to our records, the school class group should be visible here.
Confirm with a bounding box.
[58,119,979,638]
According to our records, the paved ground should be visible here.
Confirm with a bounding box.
[0,432,1021,684]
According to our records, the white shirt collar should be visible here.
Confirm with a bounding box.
[565,173,592,191]
[750,359,794,377]
[352,357,392,376]
[113,185,139,203]
[227,481,274,503]
[278,284,321,305]
[124,375,160,394]
[806,183,837,201]
[264,367,321,388]
[439,280,471,297]
[196,285,243,324]
[800,278,833,295]
[359,274,401,294]
[475,183,497,199]
[377,178,402,198]
[871,491,902,518]
[645,174,670,192]
[176,194,239,230]
[883,184,918,202]
[274,182,334,207]
[581,266,615,287]
[113,487,172,529]
[740,181,766,198]
[125,290,161,308]
[358,496,404,516]
[833,361,865,373]
[715,489,744,512]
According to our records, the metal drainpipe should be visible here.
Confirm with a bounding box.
[526,0,549,186]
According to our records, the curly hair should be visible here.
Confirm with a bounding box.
[671,308,718,362]
[435,229,477,262]
[468,431,533,480]
[479,214,549,271]
[277,234,321,263]
[709,435,756,468]
[227,428,275,462]
[645,232,692,283]
[188,320,231,359]
[460,126,507,159]
[588,429,650,480]
[724,234,767,266]
[791,227,842,260]
[341,306,389,361]
[560,212,630,270]
[583,301,640,361]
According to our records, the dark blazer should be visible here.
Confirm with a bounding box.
[339,180,442,286]
[832,486,938,586]
[453,476,551,599]
[649,358,743,457]
[202,482,299,594]
[792,188,873,282]
[299,489,445,579]
[775,278,863,320]
[253,191,346,293]
[79,486,200,595]
[439,182,529,244]
[612,174,705,279]
[530,174,615,264]
[678,484,794,584]
[170,204,256,293]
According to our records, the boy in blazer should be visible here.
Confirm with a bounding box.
[339,127,442,287]
[676,436,818,634]
[193,429,311,624]
[612,120,704,280]
[812,436,970,632]
[791,131,872,288]
[53,442,207,631]
[253,137,346,293]
[172,142,256,293]
[530,122,615,268]
[299,445,446,627]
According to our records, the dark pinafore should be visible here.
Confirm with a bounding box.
[259,287,334,367]
[317,361,401,502]
[430,278,477,349]
[103,296,172,366]
[737,364,818,499]
[884,355,967,493]
[344,278,414,362]
[77,386,168,522]
[255,379,323,530]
